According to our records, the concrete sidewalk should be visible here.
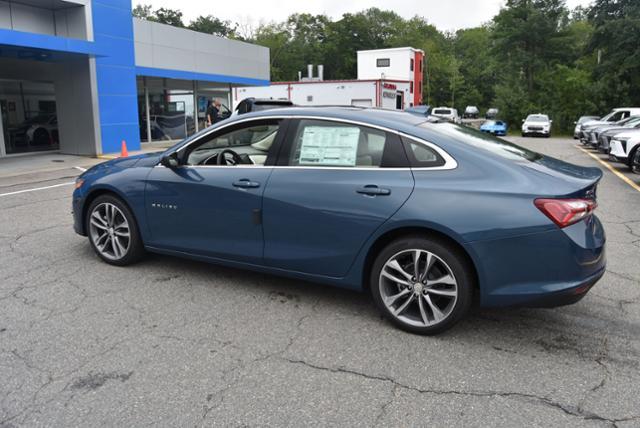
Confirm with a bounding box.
[0,142,171,180]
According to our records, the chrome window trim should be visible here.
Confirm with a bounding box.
[161,114,458,171]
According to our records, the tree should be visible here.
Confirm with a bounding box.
[189,15,237,38]
[132,4,184,27]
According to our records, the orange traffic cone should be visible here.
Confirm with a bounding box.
[120,140,129,157]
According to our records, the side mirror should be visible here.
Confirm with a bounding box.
[160,154,179,168]
[521,119,525,122]
[550,120,553,123]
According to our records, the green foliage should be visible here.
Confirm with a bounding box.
[188,16,237,38]
[131,1,640,134]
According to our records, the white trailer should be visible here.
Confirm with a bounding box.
[233,79,412,110]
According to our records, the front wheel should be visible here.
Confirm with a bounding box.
[370,237,474,335]
[86,195,145,266]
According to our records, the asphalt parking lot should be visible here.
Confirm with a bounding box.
[1,137,639,427]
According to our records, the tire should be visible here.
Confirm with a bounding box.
[625,146,639,169]
[521,133,527,137]
[86,194,145,266]
[33,128,49,146]
[370,236,474,335]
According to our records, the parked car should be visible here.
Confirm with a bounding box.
[463,106,479,119]
[233,98,294,116]
[72,107,605,335]
[574,116,599,139]
[598,123,640,154]
[609,131,640,168]
[521,114,552,137]
[485,108,499,119]
[632,147,640,174]
[577,108,640,142]
[431,107,461,124]
[405,105,431,117]
[479,120,508,136]
[586,116,640,151]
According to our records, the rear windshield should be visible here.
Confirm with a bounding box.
[433,109,452,115]
[420,122,542,162]
[253,103,292,112]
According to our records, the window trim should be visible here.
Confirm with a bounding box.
[161,114,457,171]
[376,58,391,67]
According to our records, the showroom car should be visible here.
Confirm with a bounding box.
[72,107,605,335]
[521,114,552,137]
[479,120,508,136]
[431,107,461,124]
[577,107,640,142]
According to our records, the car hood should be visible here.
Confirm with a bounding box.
[611,131,640,140]
[602,127,640,137]
[523,121,549,127]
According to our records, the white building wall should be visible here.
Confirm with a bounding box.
[357,48,415,81]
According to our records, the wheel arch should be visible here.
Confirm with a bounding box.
[361,226,480,295]
[80,187,136,236]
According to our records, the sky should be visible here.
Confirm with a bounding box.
[134,0,594,32]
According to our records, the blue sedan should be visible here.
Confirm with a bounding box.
[480,120,508,136]
[72,108,605,334]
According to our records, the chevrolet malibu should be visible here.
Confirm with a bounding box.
[72,108,605,334]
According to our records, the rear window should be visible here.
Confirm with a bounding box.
[420,122,542,162]
[433,109,452,115]
[252,102,292,112]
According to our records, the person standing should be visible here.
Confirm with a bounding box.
[206,98,222,126]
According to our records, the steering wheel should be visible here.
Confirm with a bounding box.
[216,149,243,166]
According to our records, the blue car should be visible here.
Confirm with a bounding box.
[73,107,605,334]
[480,120,508,136]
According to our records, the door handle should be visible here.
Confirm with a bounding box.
[233,179,260,189]
[356,185,391,196]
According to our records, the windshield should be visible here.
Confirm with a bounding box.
[420,122,542,162]
[483,120,496,126]
[526,115,549,122]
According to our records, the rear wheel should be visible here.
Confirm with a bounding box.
[86,195,145,266]
[370,237,474,335]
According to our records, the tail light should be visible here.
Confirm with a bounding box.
[534,198,597,228]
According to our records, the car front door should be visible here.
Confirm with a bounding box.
[262,118,415,278]
[144,118,286,263]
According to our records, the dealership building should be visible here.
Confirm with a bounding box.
[0,0,270,157]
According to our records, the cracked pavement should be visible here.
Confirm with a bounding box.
[0,137,639,427]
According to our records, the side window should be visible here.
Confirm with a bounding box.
[286,120,395,168]
[609,112,623,121]
[184,120,281,166]
[402,137,446,168]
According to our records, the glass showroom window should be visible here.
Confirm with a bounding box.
[145,78,196,142]
[196,82,231,130]
[0,79,58,155]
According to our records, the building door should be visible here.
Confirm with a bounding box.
[395,92,404,110]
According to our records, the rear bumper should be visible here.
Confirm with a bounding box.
[466,215,606,308]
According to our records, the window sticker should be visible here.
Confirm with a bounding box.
[298,126,360,166]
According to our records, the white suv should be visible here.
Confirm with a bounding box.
[432,107,461,124]
[609,131,640,168]
[522,114,552,137]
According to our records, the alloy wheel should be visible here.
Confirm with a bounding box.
[89,202,131,261]
[379,249,458,328]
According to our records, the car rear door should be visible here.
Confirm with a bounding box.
[262,118,414,277]
[144,118,287,264]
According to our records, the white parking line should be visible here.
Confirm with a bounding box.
[0,182,75,198]
[74,166,87,172]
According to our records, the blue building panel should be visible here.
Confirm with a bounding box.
[100,123,140,154]
[92,0,141,153]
